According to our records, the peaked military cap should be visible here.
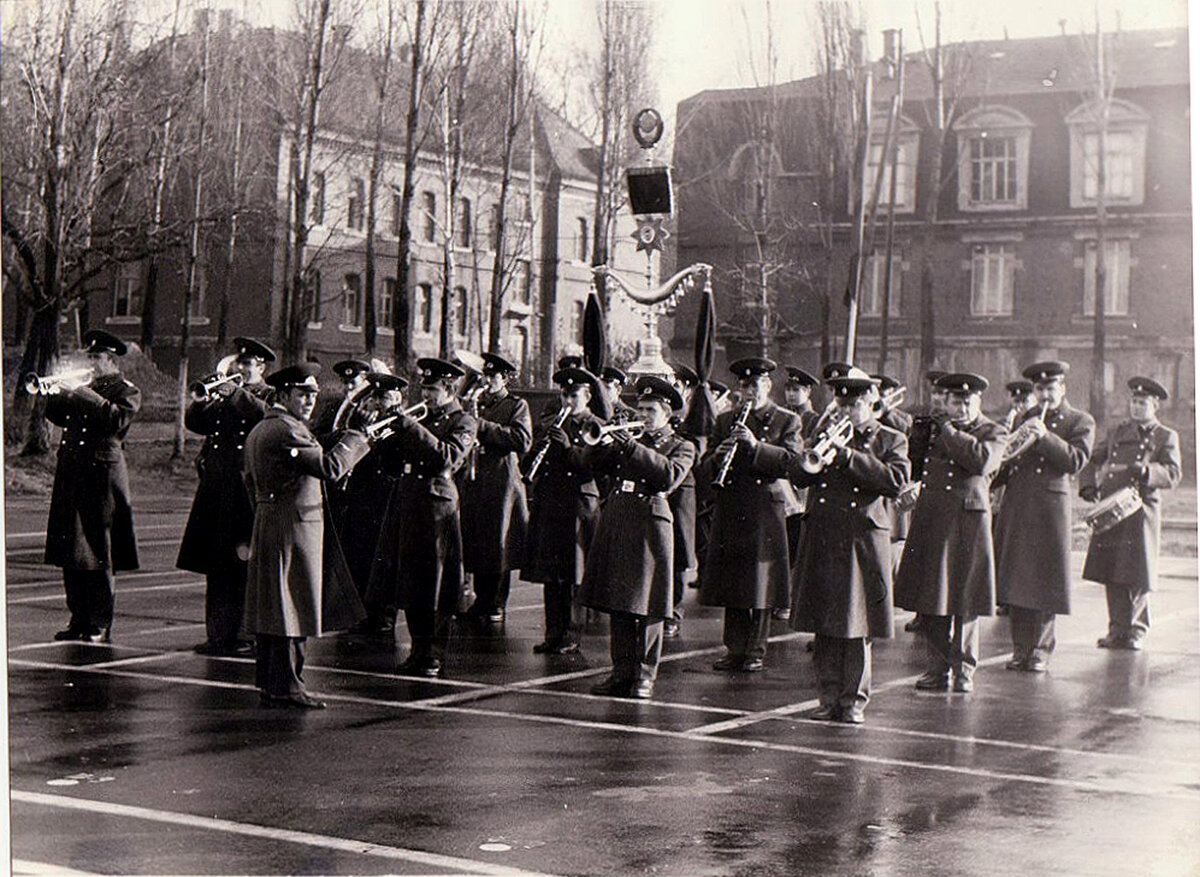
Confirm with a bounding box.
[822,361,854,381]
[601,366,628,385]
[708,379,730,397]
[82,329,127,357]
[416,357,466,386]
[1127,376,1168,400]
[481,352,518,375]
[872,373,901,391]
[553,366,595,389]
[785,366,818,387]
[635,375,684,410]
[828,366,879,398]
[925,369,947,384]
[1005,379,1035,395]
[936,372,989,395]
[333,359,371,380]
[367,372,408,393]
[266,362,321,390]
[232,337,276,363]
[673,364,699,388]
[1022,361,1070,383]
[557,354,584,370]
[730,357,777,380]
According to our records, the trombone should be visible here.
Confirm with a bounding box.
[582,419,646,446]
[800,414,854,474]
[23,368,94,396]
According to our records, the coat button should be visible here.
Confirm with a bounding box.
[820,482,828,488]
[1035,468,1042,474]
[818,497,826,504]
[849,501,857,508]
[945,485,952,490]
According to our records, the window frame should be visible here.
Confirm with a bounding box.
[341,273,363,329]
[1067,99,1149,208]
[969,242,1017,317]
[421,191,437,243]
[415,282,434,335]
[860,248,904,318]
[311,171,326,226]
[1082,238,1132,317]
[953,106,1033,212]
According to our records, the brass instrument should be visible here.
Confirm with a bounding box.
[363,401,428,441]
[712,399,753,489]
[874,385,907,414]
[800,415,854,474]
[189,372,244,401]
[23,368,94,396]
[1002,401,1050,463]
[582,419,647,446]
[524,407,570,484]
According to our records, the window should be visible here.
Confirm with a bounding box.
[342,273,362,327]
[457,198,472,248]
[954,106,1032,212]
[860,249,902,318]
[487,204,500,251]
[455,286,469,337]
[513,259,531,305]
[863,131,918,212]
[391,192,402,237]
[1067,99,1149,208]
[421,192,436,242]
[969,244,1016,316]
[380,278,396,329]
[303,269,322,323]
[512,192,530,223]
[311,172,326,225]
[509,326,527,373]
[187,262,207,320]
[577,217,589,261]
[347,177,365,231]
[1082,132,1136,200]
[112,272,142,318]
[569,299,585,342]
[1083,239,1131,316]
[416,282,433,334]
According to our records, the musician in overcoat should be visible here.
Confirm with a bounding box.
[310,359,371,442]
[993,361,1096,672]
[521,367,603,654]
[698,357,804,673]
[894,373,1006,692]
[177,337,274,656]
[243,363,370,708]
[756,368,909,723]
[581,377,696,699]
[1078,377,1182,649]
[44,330,141,643]
[370,358,476,678]
[460,353,532,625]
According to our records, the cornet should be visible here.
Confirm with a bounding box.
[800,415,854,474]
[874,385,906,414]
[23,368,94,396]
[364,401,428,440]
[582,420,646,445]
[189,372,244,401]
[1002,401,1049,463]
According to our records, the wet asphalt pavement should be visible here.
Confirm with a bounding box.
[5,489,1200,876]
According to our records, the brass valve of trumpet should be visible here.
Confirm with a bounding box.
[23,368,94,396]
[1002,401,1050,463]
[189,372,244,401]
[800,415,854,474]
[364,401,428,439]
[582,419,646,446]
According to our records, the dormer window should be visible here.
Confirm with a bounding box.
[953,106,1033,212]
[1067,99,1149,207]
[862,115,919,214]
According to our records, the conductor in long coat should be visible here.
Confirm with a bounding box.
[581,377,695,699]
[459,353,531,626]
[243,364,370,708]
[895,373,1006,693]
[1079,377,1182,650]
[755,367,909,723]
[698,357,804,673]
[44,330,141,643]
[177,337,274,656]
[521,367,603,655]
[993,361,1095,672]
[371,358,477,679]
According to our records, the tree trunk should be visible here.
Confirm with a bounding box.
[17,306,61,455]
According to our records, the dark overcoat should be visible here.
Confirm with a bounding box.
[177,384,270,574]
[460,391,531,575]
[880,407,914,541]
[993,402,1096,614]
[894,416,1006,617]
[44,375,141,572]
[243,409,370,637]
[520,410,602,584]
[1079,419,1182,592]
[331,442,396,596]
[758,421,909,639]
[580,429,695,619]
[697,402,804,610]
[668,458,698,583]
[369,400,476,614]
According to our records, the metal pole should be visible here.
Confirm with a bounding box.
[845,70,872,364]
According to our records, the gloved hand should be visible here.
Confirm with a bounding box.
[1079,485,1100,503]
[610,429,637,453]
[346,406,377,432]
[547,425,570,448]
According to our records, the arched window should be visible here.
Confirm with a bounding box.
[953,106,1034,211]
[1066,98,1149,207]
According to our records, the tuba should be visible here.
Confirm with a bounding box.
[1002,401,1050,463]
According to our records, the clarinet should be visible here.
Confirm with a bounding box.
[523,406,570,485]
[712,399,753,489]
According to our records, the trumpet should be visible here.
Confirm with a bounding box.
[712,399,753,489]
[874,385,906,414]
[23,368,94,396]
[364,401,428,440]
[582,419,646,445]
[189,372,244,401]
[1002,401,1049,463]
[524,407,570,484]
[800,415,854,474]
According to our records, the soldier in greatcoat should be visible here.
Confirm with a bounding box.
[783,366,821,435]
[177,337,275,657]
[581,377,696,699]
[1079,377,1182,650]
[459,353,532,626]
[44,330,141,643]
[698,357,804,673]
[993,361,1096,672]
[755,367,910,723]
[310,359,372,442]
[894,373,1006,693]
[243,363,371,708]
[370,358,477,678]
[521,367,603,655]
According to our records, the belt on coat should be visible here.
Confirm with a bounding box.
[608,479,665,502]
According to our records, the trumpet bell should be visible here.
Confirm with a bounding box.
[582,419,647,445]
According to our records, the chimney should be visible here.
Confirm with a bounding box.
[882,28,899,79]
[849,29,866,68]
[193,7,210,34]
[218,9,233,32]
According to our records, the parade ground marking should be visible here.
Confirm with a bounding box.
[11,790,558,877]
[9,579,206,604]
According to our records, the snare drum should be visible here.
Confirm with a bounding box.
[1083,485,1143,535]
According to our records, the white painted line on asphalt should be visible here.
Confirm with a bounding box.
[11,857,99,875]
[11,791,558,877]
[6,523,183,543]
[86,652,192,669]
[6,538,182,556]
[117,622,207,638]
[9,580,205,604]
[5,569,193,591]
